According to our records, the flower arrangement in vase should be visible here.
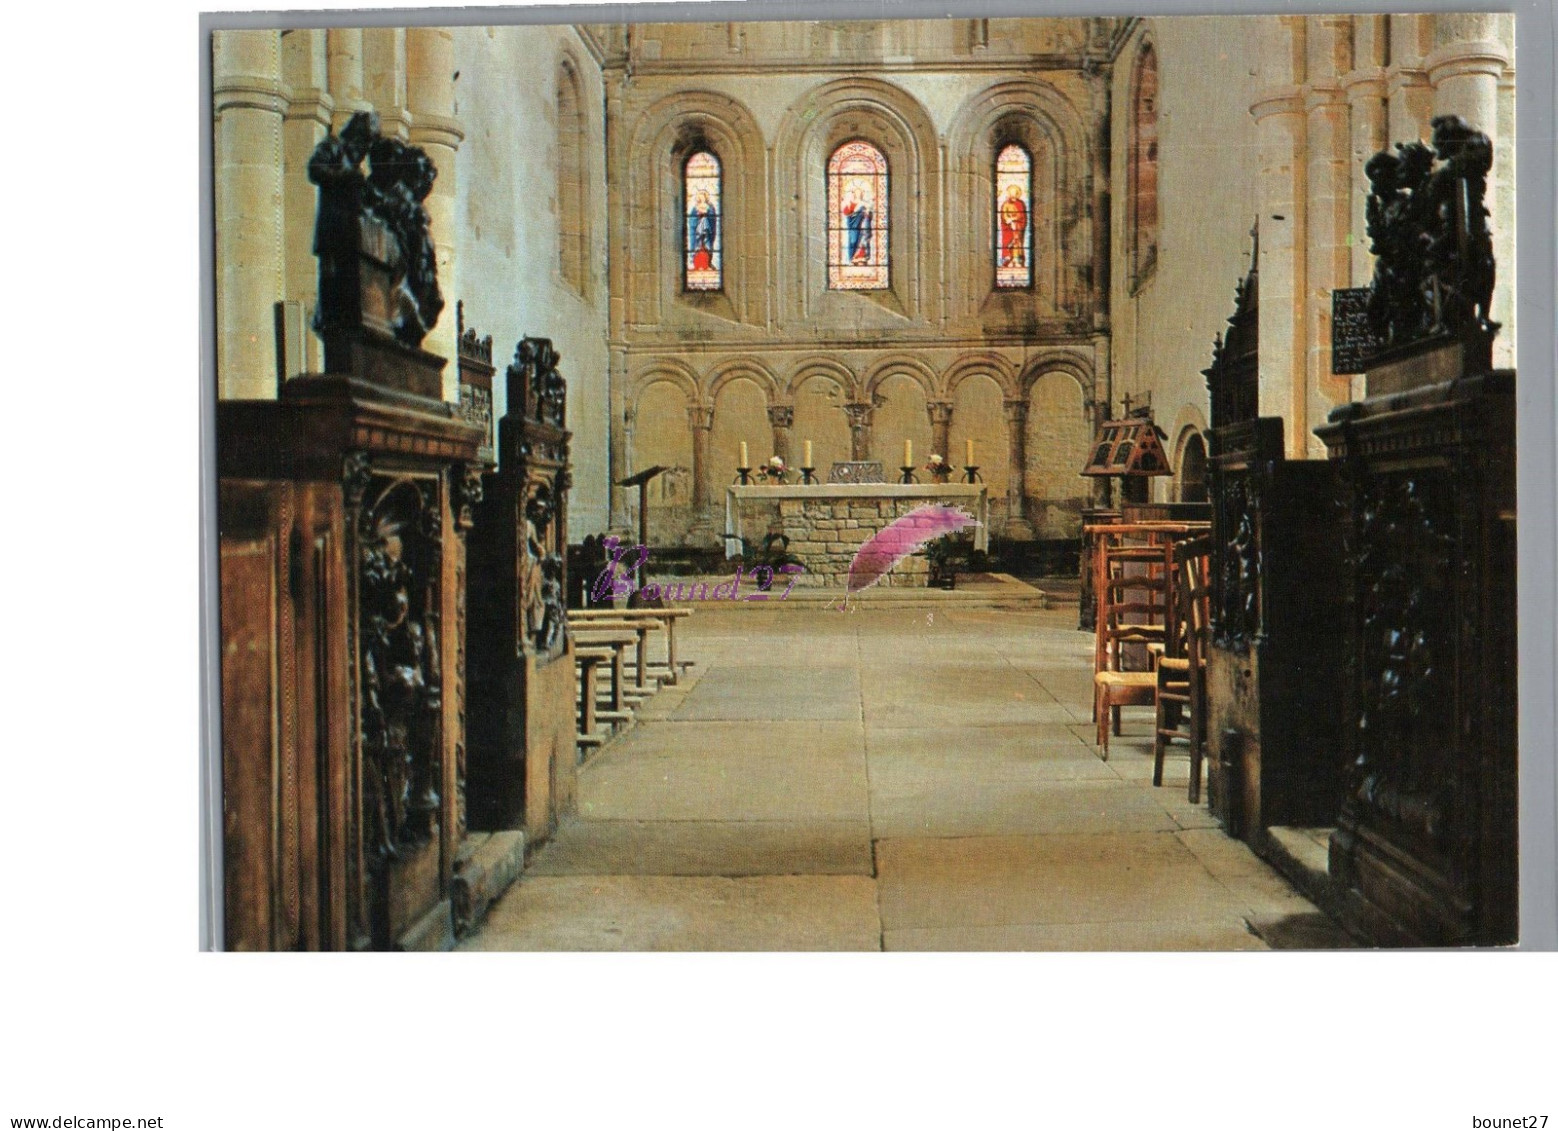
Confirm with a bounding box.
[924,453,952,484]
[759,455,790,484]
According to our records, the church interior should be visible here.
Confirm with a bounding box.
[209,12,1522,952]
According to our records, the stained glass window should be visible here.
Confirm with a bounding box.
[1130,44,1159,282]
[684,150,722,292]
[826,141,888,290]
[994,144,1033,289]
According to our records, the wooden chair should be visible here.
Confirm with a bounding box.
[1092,541,1169,758]
[1154,537,1212,800]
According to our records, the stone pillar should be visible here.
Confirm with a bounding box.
[213,30,287,401]
[1428,13,1513,368]
[1251,16,1307,458]
[1303,15,1354,453]
[844,402,874,462]
[1343,57,1387,402]
[279,30,332,374]
[767,404,794,466]
[1003,399,1033,538]
[361,28,409,140]
[325,28,372,130]
[1343,17,1388,403]
[406,27,463,399]
[608,348,631,532]
[1427,13,1507,138]
[926,401,953,463]
[688,403,713,509]
[1385,14,1434,144]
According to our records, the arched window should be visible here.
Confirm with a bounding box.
[994,143,1033,289]
[683,150,722,292]
[826,141,888,290]
[556,59,587,293]
[1128,43,1159,285]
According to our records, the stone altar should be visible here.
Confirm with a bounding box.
[724,484,988,588]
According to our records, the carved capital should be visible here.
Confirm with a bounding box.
[1003,400,1029,426]
[843,401,874,428]
[927,401,954,426]
[687,403,714,430]
[767,404,795,430]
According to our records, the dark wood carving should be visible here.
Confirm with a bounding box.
[1203,239,1348,838]
[308,110,447,396]
[1363,115,1497,354]
[1317,371,1516,946]
[466,337,576,838]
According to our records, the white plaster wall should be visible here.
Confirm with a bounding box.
[1110,17,1262,501]
[453,25,612,535]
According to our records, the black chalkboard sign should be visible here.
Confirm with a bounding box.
[1332,287,1382,374]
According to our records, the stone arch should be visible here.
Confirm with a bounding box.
[704,356,781,405]
[628,358,701,411]
[555,52,590,295]
[1018,353,1094,398]
[1023,364,1095,537]
[946,80,1092,321]
[772,77,942,325]
[622,89,769,328]
[943,353,1020,400]
[784,355,860,402]
[1127,34,1160,287]
[862,353,941,402]
[1167,405,1210,503]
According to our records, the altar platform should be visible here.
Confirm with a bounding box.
[724,483,990,589]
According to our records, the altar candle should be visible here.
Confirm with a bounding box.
[966,438,975,466]
[740,441,748,467]
[804,440,813,467]
[904,439,912,467]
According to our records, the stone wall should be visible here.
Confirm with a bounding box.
[746,496,976,588]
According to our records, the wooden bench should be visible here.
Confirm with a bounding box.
[569,628,637,751]
[570,606,695,685]
[570,616,666,693]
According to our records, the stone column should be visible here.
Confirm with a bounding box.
[1343,17,1388,403]
[767,404,794,466]
[1427,13,1507,138]
[1003,399,1033,538]
[844,402,873,462]
[361,28,409,140]
[213,29,286,401]
[608,348,631,532]
[1427,13,1513,368]
[926,401,953,463]
[325,28,372,130]
[1303,15,1354,452]
[688,403,713,509]
[280,30,332,377]
[406,27,464,399]
[1385,14,1434,144]
[1251,16,1307,458]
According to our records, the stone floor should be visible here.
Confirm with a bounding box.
[461,603,1347,951]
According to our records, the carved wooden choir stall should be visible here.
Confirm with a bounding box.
[1315,116,1516,946]
[466,337,577,841]
[217,112,531,949]
[1202,237,1348,839]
